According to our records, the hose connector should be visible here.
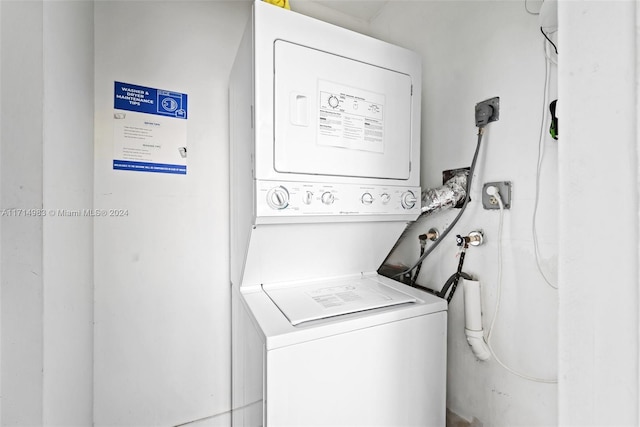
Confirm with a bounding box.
[456,230,484,248]
[418,234,427,249]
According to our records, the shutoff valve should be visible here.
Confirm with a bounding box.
[456,230,484,248]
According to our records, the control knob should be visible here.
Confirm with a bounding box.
[361,192,374,205]
[266,186,289,210]
[321,191,335,205]
[380,193,391,205]
[303,191,314,205]
[401,191,417,209]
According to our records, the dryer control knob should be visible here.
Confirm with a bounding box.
[361,193,374,205]
[380,193,391,205]
[321,191,335,205]
[401,191,417,209]
[267,186,289,210]
[303,191,313,205]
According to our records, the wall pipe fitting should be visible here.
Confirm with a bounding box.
[421,172,467,215]
[462,279,491,361]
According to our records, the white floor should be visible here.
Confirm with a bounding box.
[177,408,480,427]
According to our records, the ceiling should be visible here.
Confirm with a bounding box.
[308,0,389,22]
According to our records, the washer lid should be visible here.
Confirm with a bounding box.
[263,276,417,326]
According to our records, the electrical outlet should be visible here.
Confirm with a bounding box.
[482,181,511,209]
[475,97,500,127]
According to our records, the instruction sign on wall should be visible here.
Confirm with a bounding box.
[113,81,188,174]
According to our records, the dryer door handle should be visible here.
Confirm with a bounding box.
[289,93,309,127]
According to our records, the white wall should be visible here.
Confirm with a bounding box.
[1,1,95,425]
[93,2,251,425]
[290,0,374,35]
[0,3,2,423]
[42,2,95,425]
[558,1,638,425]
[1,2,44,423]
[369,2,559,426]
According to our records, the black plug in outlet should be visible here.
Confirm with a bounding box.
[475,97,500,128]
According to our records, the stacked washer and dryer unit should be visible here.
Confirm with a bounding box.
[230,2,447,426]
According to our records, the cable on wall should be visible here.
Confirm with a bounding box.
[532,32,558,290]
[540,27,558,55]
[486,188,557,384]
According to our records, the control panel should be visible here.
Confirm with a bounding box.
[256,180,421,218]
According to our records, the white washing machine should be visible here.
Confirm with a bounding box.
[230,2,447,426]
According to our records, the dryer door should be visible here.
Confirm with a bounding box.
[274,40,413,180]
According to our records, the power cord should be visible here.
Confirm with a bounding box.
[540,27,558,55]
[392,127,485,280]
[533,33,558,290]
[394,98,497,286]
[484,186,557,384]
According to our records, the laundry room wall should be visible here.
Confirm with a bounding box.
[289,0,373,35]
[42,1,95,425]
[558,1,638,425]
[93,1,251,425]
[1,2,45,424]
[367,2,559,426]
[1,0,94,425]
